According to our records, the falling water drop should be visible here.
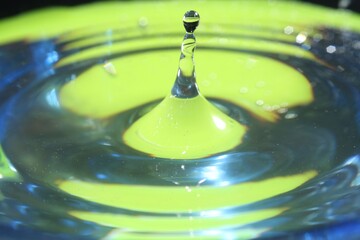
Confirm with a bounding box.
[103,61,117,75]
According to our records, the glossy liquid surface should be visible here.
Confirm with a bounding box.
[0,1,360,239]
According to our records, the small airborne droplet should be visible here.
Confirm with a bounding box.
[284,26,294,35]
[296,32,307,44]
[326,45,336,54]
[103,61,117,75]
[138,16,149,28]
[256,100,264,106]
[240,87,248,94]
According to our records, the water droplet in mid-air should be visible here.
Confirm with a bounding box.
[182,10,200,33]
[103,61,117,75]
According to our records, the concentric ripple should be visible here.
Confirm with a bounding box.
[0,2,360,240]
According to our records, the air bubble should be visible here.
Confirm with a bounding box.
[284,26,294,35]
[296,32,307,44]
[285,112,298,119]
[240,87,248,94]
[138,17,149,28]
[256,100,264,106]
[103,61,117,75]
[326,45,336,54]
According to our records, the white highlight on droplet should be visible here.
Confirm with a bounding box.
[240,87,248,94]
[256,99,264,106]
[197,178,207,186]
[203,166,221,180]
[284,26,294,35]
[138,17,149,28]
[212,116,226,130]
[326,45,336,54]
[103,61,117,75]
[296,32,307,44]
[46,88,60,108]
[338,0,351,8]
[285,112,298,119]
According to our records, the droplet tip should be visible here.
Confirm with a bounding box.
[183,10,200,33]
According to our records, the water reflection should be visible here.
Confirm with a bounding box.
[0,11,360,240]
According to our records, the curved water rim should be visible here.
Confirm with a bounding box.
[0,1,360,45]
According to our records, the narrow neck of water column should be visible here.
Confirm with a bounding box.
[171,10,200,98]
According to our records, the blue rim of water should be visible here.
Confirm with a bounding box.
[0,218,360,240]
[1,25,360,239]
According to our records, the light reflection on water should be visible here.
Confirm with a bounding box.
[0,15,360,240]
